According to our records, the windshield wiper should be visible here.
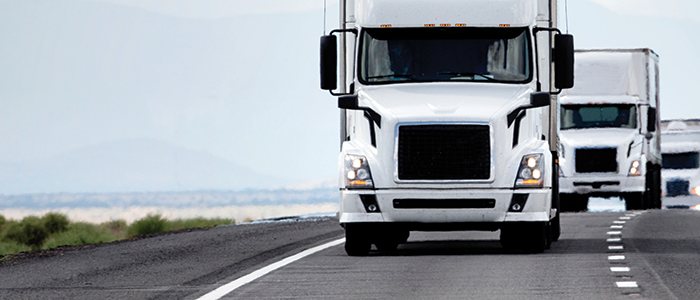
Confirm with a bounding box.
[367,74,415,81]
[437,71,497,82]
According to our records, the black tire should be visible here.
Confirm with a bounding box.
[522,222,548,254]
[653,167,662,209]
[344,225,371,256]
[375,242,399,252]
[560,194,588,212]
[398,230,410,244]
[624,192,643,210]
[499,227,520,250]
[551,212,561,242]
[500,222,548,253]
[559,194,574,212]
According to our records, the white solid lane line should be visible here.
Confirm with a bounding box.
[197,238,346,300]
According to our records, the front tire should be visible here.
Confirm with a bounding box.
[500,222,548,254]
[344,224,371,256]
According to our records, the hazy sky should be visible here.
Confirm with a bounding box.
[1,0,699,192]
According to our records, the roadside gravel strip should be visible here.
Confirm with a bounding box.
[0,216,344,300]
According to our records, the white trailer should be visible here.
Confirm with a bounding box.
[558,49,661,211]
[320,0,575,255]
[661,119,700,197]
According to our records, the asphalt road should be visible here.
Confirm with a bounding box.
[1,200,699,300]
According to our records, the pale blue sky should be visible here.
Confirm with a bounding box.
[0,0,697,192]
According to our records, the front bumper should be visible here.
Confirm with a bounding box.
[339,188,553,226]
[559,174,644,195]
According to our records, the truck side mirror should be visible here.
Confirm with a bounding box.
[554,34,574,90]
[320,35,337,90]
[647,107,657,132]
[530,92,551,108]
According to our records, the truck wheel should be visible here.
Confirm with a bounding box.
[499,227,520,250]
[375,242,399,252]
[521,222,548,254]
[398,230,410,244]
[575,195,589,212]
[500,223,547,253]
[559,194,573,212]
[551,213,561,242]
[624,193,643,210]
[344,225,371,256]
[653,168,662,209]
[560,194,588,212]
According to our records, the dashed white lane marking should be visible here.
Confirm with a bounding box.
[608,255,626,261]
[616,281,639,288]
[607,231,622,235]
[197,238,346,300]
[610,225,624,229]
[611,267,631,272]
[613,220,626,224]
[620,216,631,220]
[609,245,624,250]
[607,238,622,242]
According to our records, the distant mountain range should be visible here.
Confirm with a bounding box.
[0,139,316,194]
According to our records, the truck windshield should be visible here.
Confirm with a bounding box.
[560,104,637,130]
[359,27,531,84]
[663,152,700,169]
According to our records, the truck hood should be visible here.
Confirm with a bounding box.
[358,83,531,123]
[560,128,639,149]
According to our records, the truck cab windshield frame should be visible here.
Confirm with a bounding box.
[560,104,638,130]
[358,27,533,85]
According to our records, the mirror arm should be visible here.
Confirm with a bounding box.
[338,95,382,128]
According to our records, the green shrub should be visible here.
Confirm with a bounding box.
[101,219,128,239]
[0,240,30,256]
[127,214,168,237]
[0,214,5,231]
[42,212,69,234]
[3,216,49,250]
[42,222,116,249]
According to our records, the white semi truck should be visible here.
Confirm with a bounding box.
[558,49,661,211]
[661,119,700,197]
[320,0,574,255]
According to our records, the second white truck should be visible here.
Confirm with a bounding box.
[558,49,662,211]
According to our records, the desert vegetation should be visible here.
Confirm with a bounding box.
[0,212,234,258]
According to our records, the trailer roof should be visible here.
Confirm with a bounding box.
[353,0,537,28]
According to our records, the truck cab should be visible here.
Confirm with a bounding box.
[321,0,574,255]
[558,49,662,211]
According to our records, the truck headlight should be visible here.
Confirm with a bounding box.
[628,160,641,176]
[344,155,374,188]
[515,154,544,187]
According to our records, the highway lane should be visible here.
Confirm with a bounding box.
[1,204,699,299]
[214,209,700,300]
